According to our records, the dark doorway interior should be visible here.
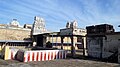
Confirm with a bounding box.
[37,36,43,47]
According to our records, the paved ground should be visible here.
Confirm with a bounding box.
[0,59,119,67]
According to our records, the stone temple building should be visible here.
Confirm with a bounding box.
[9,19,20,27]
[0,18,33,54]
[50,20,86,49]
[0,19,31,41]
[33,20,86,50]
[31,16,49,35]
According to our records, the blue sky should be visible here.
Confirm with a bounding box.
[0,0,120,31]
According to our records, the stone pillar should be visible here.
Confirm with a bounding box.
[43,36,47,48]
[81,37,87,56]
[61,37,64,49]
[70,36,76,57]
[4,46,10,60]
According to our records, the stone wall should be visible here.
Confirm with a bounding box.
[0,28,31,40]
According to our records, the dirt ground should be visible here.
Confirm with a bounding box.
[0,59,119,67]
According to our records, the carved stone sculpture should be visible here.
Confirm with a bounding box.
[9,19,20,27]
[32,16,47,35]
[66,21,70,28]
[70,20,78,29]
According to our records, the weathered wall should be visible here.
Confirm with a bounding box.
[87,37,102,58]
[103,34,120,52]
[87,33,120,58]
[0,28,31,40]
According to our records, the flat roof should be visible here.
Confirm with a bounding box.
[0,40,32,43]
[47,34,85,37]
[87,32,120,37]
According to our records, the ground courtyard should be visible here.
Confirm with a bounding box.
[0,58,119,67]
